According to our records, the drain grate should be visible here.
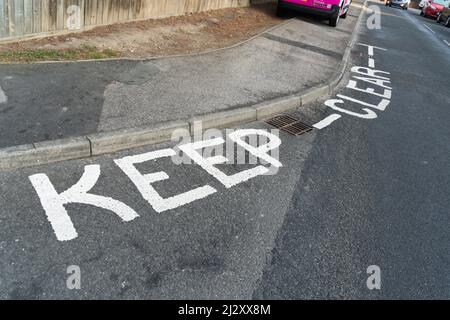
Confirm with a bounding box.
[265,115,313,136]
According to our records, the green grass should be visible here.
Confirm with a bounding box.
[0,45,119,62]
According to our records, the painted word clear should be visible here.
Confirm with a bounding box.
[313,43,390,129]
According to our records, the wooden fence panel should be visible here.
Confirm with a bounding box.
[40,0,48,32]
[49,0,57,31]
[0,0,5,37]
[0,0,250,40]
[56,0,64,30]
[23,0,32,33]
[101,0,109,24]
[13,0,23,35]
[32,0,41,33]
[6,0,14,36]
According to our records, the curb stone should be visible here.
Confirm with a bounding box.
[0,1,368,171]
[329,1,367,91]
[0,137,90,171]
[189,108,257,136]
[300,85,331,106]
[88,120,189,156]
[254,95,301,120]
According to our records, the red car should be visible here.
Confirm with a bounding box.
[420,0,450,18]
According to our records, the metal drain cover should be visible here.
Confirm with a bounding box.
[265,115,313,136]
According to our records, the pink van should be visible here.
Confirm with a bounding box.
[277,0,352,27]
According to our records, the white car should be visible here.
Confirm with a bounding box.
[386,0,411,10]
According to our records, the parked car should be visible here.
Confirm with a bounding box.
[385,0,410,10]
[436,3,450,26]
[420,0,450,18]
[277,0,352,27]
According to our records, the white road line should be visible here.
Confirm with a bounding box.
[404,11,450,50]
[313,114,342,129]
[368,57,375,68]
[357,43,387,55]
[423,23,435,34]
[0,85,7,104]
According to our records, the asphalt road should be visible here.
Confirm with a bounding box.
[0,2,449,299]
[409,7,450,47]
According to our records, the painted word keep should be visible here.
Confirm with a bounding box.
[29,129,282,241]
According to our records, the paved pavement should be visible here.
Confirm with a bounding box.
[0,1,449,299]
[0,1,363,149]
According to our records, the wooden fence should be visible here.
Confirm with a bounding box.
[0,0,250,40]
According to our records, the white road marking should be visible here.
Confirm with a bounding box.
[351,66,391,79]
[324,98,378,119]
[357,44,388,75]
[337,94,390,111]
[403,11,450,51]
[0,85,7,103]
[423,23,435,34]
[313,114,342,129]
[29,165,140,241]
[347,80,392,99]
[357,43,387,56]
[115,148,217,213]
[317,44,392,129]
[30,129,284,241]
[180,130,282,189]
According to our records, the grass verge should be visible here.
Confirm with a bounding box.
[0,45,119,63]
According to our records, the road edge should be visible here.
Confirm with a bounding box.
[0,1,367,171]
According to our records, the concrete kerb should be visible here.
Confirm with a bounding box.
[300,85,331,106]
[0,137,91,171]
[189,108,257,136]
[0,1,368,171]
[254,95,301,120]
[328,0,367,92]
[88,120,190,156]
